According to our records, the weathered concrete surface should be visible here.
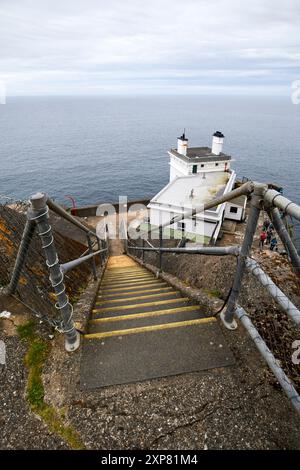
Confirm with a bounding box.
[81,322,235,389]
[0,305,68,450]
[2,206,300,449]
[43,320,300,450]
[1,267,300,449]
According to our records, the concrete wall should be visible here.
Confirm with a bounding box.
[169,153,231,180]
[149,207,217,240]
[73,199,150,218]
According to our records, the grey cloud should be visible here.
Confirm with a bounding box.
[0,0,299,95]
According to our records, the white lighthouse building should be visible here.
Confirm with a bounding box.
[147,131,245,245]
[169,131,231,181]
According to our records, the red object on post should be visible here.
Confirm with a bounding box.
[65,195,77,216]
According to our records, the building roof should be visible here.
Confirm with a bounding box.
[169,147,231,163]
[149,171,233,214]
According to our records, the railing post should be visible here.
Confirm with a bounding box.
[221,183,266,329]
[97,238,103,266]
[142,237,145,264]
[268,206,300,276]
[87,234,97,280]
[29,192,80,352]
[5,218,36,295]
[124,236,128,254]
[159,226,163,272]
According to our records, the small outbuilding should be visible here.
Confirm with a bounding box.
[224,195,247,222]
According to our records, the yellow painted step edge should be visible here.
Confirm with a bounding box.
[99,286,173,297]
[100,282,168,293]
[96,291,179,304]
[104,269,151,274]
[106,264,145,271]
[93,297,189,313]
[105,269,146,276]
[101,280,163,288]
[102,276,154,285]
[103,275,153,281]
[85,317,216,340]
[103,276,154,283]
[89,305,201,324]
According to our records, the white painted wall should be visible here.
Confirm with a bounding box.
[187,161,230,174]
[211,135,224,155]
[149,207,218,241]
[169,152,231,181]
[177,138,188,156]
[224,203,245,221]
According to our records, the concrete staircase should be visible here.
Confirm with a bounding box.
[80,256,235,389]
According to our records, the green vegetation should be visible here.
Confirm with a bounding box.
[204,288,222,298]
[18,320,85,450]
[16,320,35,340]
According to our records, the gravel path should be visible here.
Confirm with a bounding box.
[0,319,68,450]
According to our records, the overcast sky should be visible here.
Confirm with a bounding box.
[0,0,300,96]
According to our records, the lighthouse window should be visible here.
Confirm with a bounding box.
[192,165,197,174]
[215,163,219,166]
[230,206,238,214]
[201,164,205,168]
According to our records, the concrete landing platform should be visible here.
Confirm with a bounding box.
[80,322,235,390]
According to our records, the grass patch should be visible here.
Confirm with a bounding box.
[16,320,35,340]
[18,321,85,450]
[204,288,222,298]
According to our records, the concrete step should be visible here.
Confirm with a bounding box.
[81,321,235,389]
[101,276,156,287]
[100,279,163,289]
[80,254,235,390]
[103,270,152,278]
[99,286,174,300]
[88,308,205,333]
[92,298,192,318]
[95,291,182,307]
[85,316,216,340]
[100,281,167,293]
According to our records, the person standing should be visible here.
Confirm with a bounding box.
[259,231,267,250]
[267,227,273,244]
[263,219,270,231]
[270,236,278,251]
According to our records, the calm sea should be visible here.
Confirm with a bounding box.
[0,96,299,206]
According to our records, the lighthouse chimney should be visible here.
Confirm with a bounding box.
[177,131,188,156]
[211,131,224,155]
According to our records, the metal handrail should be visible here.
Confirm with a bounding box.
[127,244,241,256]
[126,181,300,416]
[60,248,107,273]
[47,196,100,240]
[264,189,300,221]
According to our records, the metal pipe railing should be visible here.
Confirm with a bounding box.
[128,245,241,256]
[87,234,97,280]
[264,189,300,222]
[221,183,266,328]
[245,257,300,327]
[235,306,300,416]
[30,193,80,352]
[47,196,99,239]
[268,206,300,276]
[60,249,106,273]
[5,218,36,295]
